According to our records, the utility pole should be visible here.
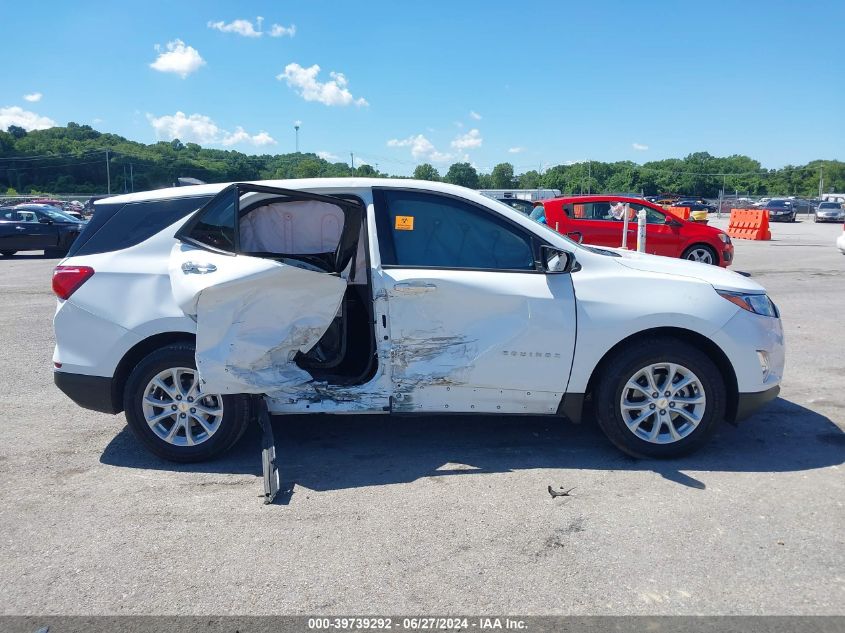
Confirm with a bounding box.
[587,160,591,194]
[130,163,134,193]
[350,152,355,176]
[819,167,824,199]
[105,149,111,195]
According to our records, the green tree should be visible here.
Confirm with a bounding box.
[355,164,377,177]
[413,163,440,181]
[490,162,516,188]
[7,125,27,139]
[519,170,541,189]
[444,162,479,189]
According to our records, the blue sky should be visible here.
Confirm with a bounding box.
[1,0,843,175]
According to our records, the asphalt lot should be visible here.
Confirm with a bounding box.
[0,215,843,616]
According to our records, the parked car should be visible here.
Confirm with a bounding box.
[673,201,711,222]
[491,197,536,215]
[0,204,85,256]
[787,197,814,215]
[52,179,783,463]
[538,196,734,266]
[837,224,845,254]
[814,201,845,223]
[763,199,797,222]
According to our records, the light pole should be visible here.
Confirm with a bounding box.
[294,123,300,153]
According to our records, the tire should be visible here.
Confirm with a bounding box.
[593,337,726,459]
[681,244,718,266]
[123,342,252,462]
[0,250,16,257]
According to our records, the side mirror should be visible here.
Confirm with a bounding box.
[665,216,682,227]
[39,217,53,224]
[540,245,578,274]
[565,231,583,244]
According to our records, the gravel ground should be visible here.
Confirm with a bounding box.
[0,216,843,615]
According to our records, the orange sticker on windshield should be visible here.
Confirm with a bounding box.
[395,215,414,230]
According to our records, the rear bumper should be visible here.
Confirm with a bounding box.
[735,385,780,421]
[54,370,120,414]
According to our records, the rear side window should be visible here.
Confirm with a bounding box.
[375,189,535,271]
[67,195,214,257]
[184,189,237,252]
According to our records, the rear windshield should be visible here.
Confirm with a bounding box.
[67,195,214,257]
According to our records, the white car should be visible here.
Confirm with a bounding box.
[52,179,784,465]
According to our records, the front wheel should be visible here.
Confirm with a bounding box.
[123,343,251,462]
[681,244,718,266]
[594,338,726,458]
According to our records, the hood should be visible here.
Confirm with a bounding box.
[607,248,765,293]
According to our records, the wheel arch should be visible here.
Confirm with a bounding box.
[579,326,739,424]
[110,331,196,413]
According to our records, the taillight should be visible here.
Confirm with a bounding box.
[52,265,94,300]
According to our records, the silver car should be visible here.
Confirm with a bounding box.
[814,201,845,223]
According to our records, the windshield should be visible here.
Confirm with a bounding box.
[485,197,584,250]
[819,202,841,209]
[40,207,81,222]
[766,200,790,208]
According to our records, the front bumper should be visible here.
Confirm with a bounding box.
[735,385,780,421]
[816,215,845,223]
[54,370,120,414]
[769,212,793,222]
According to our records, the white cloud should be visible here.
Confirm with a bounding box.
[508,147,525,154]
[469,110,482,120]
[632,142,649,151]
[148,111,219,144]
[0,106,56,131]
[387,134,451,163]
[222,126,277,147]
[270,23,296,37]
[150,39,205,78]
[451,128,483,150]
[147,111,275,147]
[317,151,340,161]
[23,92,42,103]
[207,18,263,37]
[250,131,277,146]
[277,63,368,107]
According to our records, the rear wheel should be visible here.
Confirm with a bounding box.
[0,250,16,257]
[594,338,726,458]
[123,343,251,462]
[681,244,717,265]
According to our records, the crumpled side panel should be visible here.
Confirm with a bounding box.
[192,263,346,394]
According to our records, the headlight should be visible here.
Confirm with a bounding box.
[717,290,779,317]
[718,233,731,244]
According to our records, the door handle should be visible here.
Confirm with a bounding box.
[15,226,25,230]
[181,261,217,274]
[393,282,437,294]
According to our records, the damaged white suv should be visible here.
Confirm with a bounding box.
[53,179,784,462]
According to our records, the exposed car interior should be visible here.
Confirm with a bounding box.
[236,192,378,387]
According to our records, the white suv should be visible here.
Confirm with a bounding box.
[53,179,784,463]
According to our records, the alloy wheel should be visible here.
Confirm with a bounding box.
[619,362,707,444]
[685,248,714,264]
[141,367,224,446]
